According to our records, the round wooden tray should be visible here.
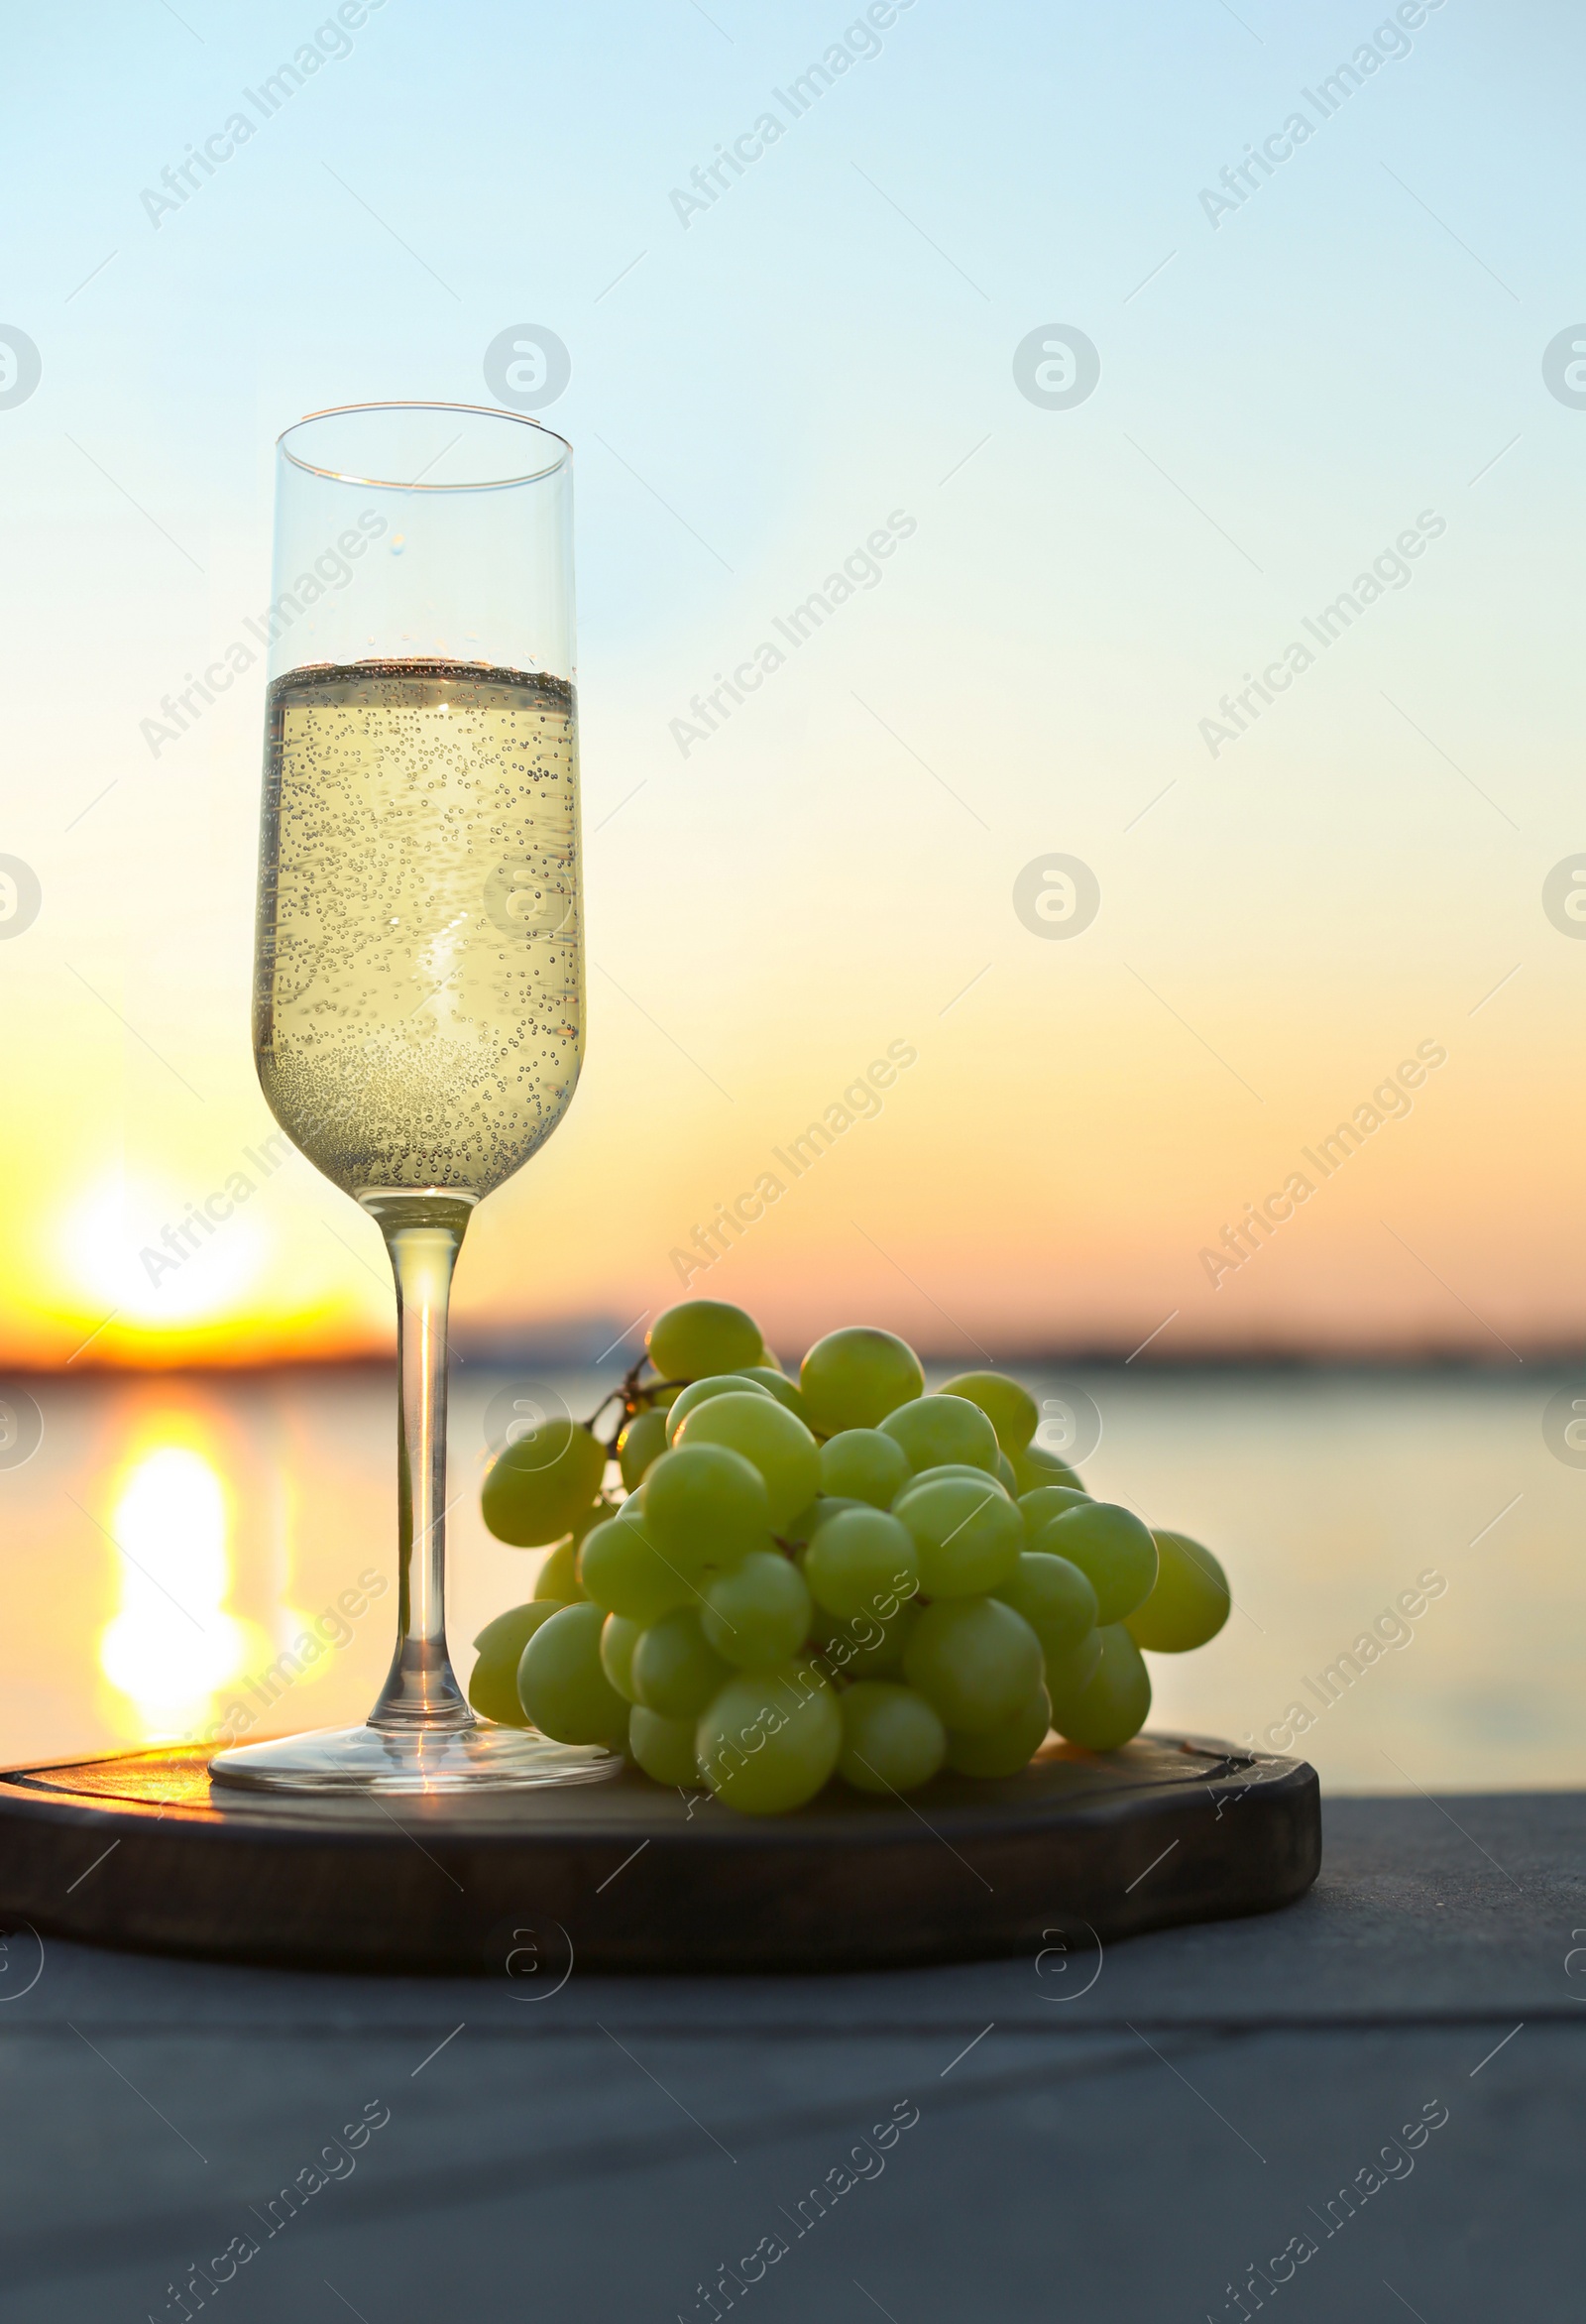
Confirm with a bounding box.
[0,1733,1318,1975]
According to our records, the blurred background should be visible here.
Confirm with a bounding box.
[1,0,1581,1783]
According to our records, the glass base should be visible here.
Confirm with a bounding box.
[209,1720,623,1797]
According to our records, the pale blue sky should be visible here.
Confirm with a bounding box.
[4,0,1586,1360]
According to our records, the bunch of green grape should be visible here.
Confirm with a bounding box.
[471,1301,1231,1815]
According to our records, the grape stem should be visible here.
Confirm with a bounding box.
[583,1388,626,1442]
[583,1364,687,1451]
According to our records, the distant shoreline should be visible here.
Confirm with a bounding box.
[5,1346,1579,1382]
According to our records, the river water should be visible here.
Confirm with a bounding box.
[2,1364,1577,1793]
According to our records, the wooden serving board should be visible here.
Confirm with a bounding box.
[0,1734,1318,1976]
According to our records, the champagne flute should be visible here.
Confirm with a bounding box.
[211,403,619,1795]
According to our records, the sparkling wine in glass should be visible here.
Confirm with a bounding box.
[211,403,619,1795]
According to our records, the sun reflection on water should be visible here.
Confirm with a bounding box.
[98,1442,252,1740]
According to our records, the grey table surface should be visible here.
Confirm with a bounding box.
[1,1791,1581,2324]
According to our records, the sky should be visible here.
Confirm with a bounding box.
[3,0,1586,1370]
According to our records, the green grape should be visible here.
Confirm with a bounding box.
[628,1704,702,1788]
[1047,1623,1151,1751]
[617,1406,670,1490]
[647,1299,763,1381]
[1008,1442,1084,1496]
[881,1394,1000,1476]
[818,1428,912,1509]
[577,1512,695,1625]
[809,1595,920,1681]
[697,1661,842,1812]
[903,1596,1043,1734]
[782,1494,864,1548]
[1019,1484,1093,1539]
[516,1603,630,1746]
[946,1685,1052,1778]
[838,1682,947,1794]
[804,1506,918,1621]
[1042,1503,1158,1624]
[641,1444,771,1570]
[468,1601,562,1724]
[996,1451,1019,1493]
[534,1533,591,1603]
[599,1613,644,1703]
[894,1476,1023,1598]
[701,1550,813,1669]
[1126,1530,1230,1651]
[992,1552,1098,1659]
[630,1606,734,1719]
[939,1371,1039,1454]
[736,1365,812,1421]
[663,1373,775,1445]
[1043,1629,1102,1700]
[671,1392,821,1530]
[799,1327,925,1435]
[481,1420,607,1547]
[893,1461,1012,1503]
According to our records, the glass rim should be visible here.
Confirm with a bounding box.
[277,401,572,493]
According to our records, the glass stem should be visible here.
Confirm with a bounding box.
[363,1192,477,1733]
